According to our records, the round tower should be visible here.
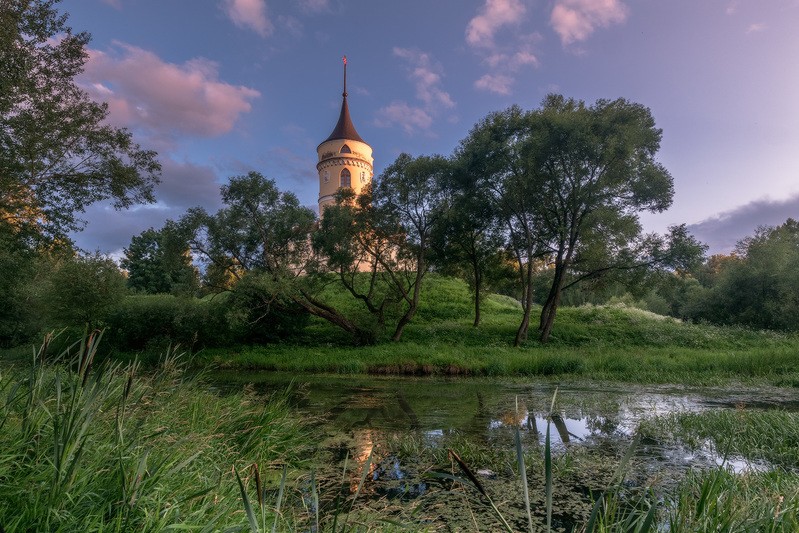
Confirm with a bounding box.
[317,56,373,214]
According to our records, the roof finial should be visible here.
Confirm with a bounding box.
[342,55,348,98]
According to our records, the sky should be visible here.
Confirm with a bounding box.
[61,0,799,256]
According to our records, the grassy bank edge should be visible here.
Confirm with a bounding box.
[192,342,799,387]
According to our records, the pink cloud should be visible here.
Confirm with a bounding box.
[746,22,766,34]
[393,47,455,110]
[466,0,527,49]
[474,74,514,95]
[81,43,260,139]
[221,0,273,37]
[550,0,629,45]
[374,102,433,134]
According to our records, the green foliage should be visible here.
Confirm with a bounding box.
[455,96,703,344]
[0,337,310,531]
[687,219,799,331]
[0,0,160,242]
[44,252,128,329]
[121,225,198,295]
[103,294,238,351]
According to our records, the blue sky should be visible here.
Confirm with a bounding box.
[62,0,799,255]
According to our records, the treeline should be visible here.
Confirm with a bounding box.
[3,1,795,351]
[98,95,706,348]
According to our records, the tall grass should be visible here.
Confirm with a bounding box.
[0,333,310,531]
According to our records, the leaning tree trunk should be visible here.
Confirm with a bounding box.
[539,259,569,343]
[294,292,375,345]
[391,257,426,342]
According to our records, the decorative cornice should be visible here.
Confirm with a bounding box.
[317,157,373,172]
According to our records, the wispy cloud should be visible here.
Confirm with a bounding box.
[746,22,766,33]
[221,0,273,37]
[82,43,260,141]
[466,0,527,49]
[466,0,540,96]
[374,102,433,134]
[392,47,455,110]
[100,0,122,9]
[474,74,514,96]
[550,0,629,46]
[374,48,453,134]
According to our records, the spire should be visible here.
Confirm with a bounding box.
[322,55,365,144]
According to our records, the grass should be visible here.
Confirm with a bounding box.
[174,275,799,385]
[0,334,312,532]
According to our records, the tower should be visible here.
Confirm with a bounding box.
[317,56,373,214]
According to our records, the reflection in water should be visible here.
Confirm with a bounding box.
[350,429,375,493]
[213,372,799,477]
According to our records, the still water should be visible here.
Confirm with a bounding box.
[213,372,799,472]
[211,372,799,529]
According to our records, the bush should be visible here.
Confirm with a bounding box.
[104,294,240,351]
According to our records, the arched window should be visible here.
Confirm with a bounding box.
[360,171,366,183]
[340,144,351,154]
[340,168,351,188]
[323,170,329,183]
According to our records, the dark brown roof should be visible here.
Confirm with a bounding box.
[322,96,365,144]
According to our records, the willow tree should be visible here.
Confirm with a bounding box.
[532,95,674,342]
[459,96,678,344]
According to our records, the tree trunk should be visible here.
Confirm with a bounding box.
[472,269,482,327]
[293,293,375,345]
[539,260,568,343]
[514,260,535,347]
[391,257,426,342]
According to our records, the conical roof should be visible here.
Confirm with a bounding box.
[323,95,365,144]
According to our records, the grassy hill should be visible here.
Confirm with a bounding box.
[199,275,799,386]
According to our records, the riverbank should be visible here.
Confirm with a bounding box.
[194,301,799,386]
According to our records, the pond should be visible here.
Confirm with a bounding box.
[211,372,799,530]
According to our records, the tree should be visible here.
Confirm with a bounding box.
[183,172,374,344]
[45,252,128,329]
[430,156,509,327]
[531,95,678,342]
[314,154,449,341]
[458,96,684,344]
[0,0,160,243]
[689,219,799,331]
[121,224,199,295]
[372,153,449,341]
[456,106,550,345]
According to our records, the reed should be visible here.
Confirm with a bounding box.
[0,333,310,532]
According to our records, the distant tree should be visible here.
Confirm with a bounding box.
[45,252,128,329]
[121,224,199,295]
[0,0,160,243]
[690,219,799,330]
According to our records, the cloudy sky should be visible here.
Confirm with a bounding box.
[63,0,799,255]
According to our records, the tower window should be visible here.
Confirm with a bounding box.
[360,171,366,183]
[324,170,329,183]
[340,168,351,188]
[340,144,351,154]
